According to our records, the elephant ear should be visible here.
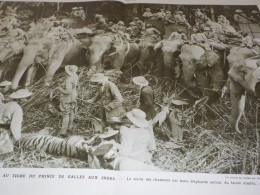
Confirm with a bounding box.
[207,52,219,67]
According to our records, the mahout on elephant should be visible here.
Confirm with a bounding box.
[227,47,260,134]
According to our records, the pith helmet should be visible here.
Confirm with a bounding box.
[235,9,243,13]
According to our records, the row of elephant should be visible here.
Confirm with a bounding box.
[0,32,259,134]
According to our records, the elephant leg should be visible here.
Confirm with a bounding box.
[207,63,226,103]
[24,63,39,87]
[45,44,68,85]
[230,80,246,134]
[12,46,39,90]
[0,49,13,63]
[163,53,175,78]
[113,52,126,70]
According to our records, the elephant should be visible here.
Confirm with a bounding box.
[0,54,22,82]
[11,37,89,90]
[227,47,260,134]
[154,39,184,78]
[179,44,227,101]
[88,34,139,70]
[135,37,163,75]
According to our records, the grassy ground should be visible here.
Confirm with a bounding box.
[3,67,260,174]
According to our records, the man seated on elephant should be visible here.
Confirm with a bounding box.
[234,9,251,24]
[93,14,108,31]
[143,8,153,19]
[174,11,191,29]
[87,73,126,131]
[164,11,175,25]
[113,21,130,40]
[168,29,187,42]
[241,32,254,48]
[194,9,208,30]
[0,20,26,63]
[76,7,86,20]
[133,17,144,30]
[157,9,166,21]
[203,27,226,51]
[143,24,161,41]
[249,10,260,23]
[128,22,140,39]
[47,20,74,43]
[190,27,211,51]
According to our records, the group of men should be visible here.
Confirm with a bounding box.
[143,8,191,28]
[0,61,159,170]
[0,11,26,63]
[1,5,260,169]
[70,6,86,20]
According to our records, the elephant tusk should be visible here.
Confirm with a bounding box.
[108,36,125,57]
[125,41,130,56]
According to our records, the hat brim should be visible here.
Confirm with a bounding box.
[90,76,108,83]
[92,144,113,156]
[65,66,77,77]
[99,130,119,139]
[9,92,33,99]
[132,78,149,87]
[126,112,148,128]
[0,81,12,87]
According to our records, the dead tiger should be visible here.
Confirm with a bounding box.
[15,135,90,161]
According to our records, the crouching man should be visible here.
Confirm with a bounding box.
[0,89,32,164]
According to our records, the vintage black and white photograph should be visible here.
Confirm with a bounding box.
[0,0,259,174]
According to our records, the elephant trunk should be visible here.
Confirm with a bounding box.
[182,61,196,88]
[12,46,38,89]
[163,53,174,78]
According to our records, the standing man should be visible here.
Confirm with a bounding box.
[0,89,32,163]
[88,73,125,130]
[57,65,79,137]
[132,76,156,151]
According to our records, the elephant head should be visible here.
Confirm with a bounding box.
[229,59,260,133]
[135,39,156,70]
[88,35,129,70]
[11,38,53,89]
[154,39,183,78]
[179,44,225,98]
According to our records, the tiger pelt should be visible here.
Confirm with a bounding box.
[15,135,89,161]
